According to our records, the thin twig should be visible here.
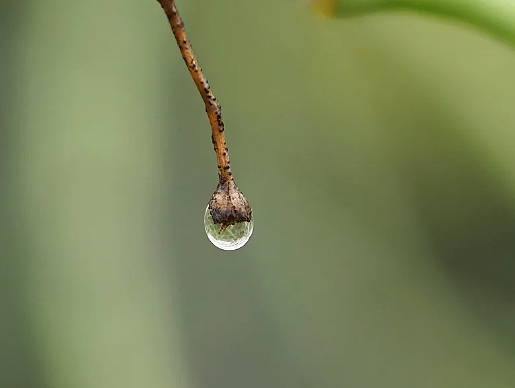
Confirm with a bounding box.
[156,0,233,184]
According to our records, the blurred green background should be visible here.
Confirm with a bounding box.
[2,0,515,387]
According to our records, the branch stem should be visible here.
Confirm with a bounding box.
[156,0,233,183]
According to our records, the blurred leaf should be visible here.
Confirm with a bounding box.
[311,0,515,47]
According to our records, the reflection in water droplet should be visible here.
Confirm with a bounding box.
[204,205,253,251]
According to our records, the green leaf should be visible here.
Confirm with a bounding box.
[311,0,515,47]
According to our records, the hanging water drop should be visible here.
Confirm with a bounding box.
[204,180,253,251]
[204,205,253,250]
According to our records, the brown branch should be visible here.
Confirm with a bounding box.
[156,0,232,184]
[156,0,252,232]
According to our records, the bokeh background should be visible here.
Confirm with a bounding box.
[2,0,515,387]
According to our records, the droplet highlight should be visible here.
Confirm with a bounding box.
[204,205,253,251]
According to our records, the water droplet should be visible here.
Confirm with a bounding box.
[204,205,253,251]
